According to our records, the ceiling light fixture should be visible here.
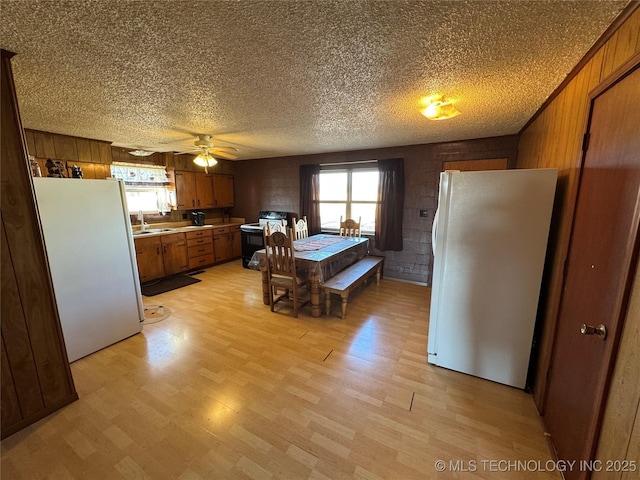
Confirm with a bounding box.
[128,149,155,157]
[420,95,461,121]
[193,147,218,173]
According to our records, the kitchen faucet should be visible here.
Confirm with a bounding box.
[138,209,148,231]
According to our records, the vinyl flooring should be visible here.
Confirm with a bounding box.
[1,260,560,479]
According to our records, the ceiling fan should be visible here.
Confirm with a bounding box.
[177,134,239,160]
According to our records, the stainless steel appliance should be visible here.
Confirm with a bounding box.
[240,211,292,268]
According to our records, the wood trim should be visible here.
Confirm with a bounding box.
[520,1,640,134]
[589,50,640,99]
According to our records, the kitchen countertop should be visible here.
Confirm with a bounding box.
[132,221,244,238]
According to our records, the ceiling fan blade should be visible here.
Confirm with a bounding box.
[211,146,238,152]
[212,150,238,160]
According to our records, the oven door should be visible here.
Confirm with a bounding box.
[241,228,265,268]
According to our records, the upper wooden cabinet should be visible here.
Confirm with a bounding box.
[212,174,234,207]
[175,171,222,210]
[195,174,215,208]
[175,171,198,209]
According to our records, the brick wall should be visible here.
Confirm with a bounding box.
[233,135,518,284]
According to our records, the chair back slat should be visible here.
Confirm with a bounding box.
[292,216,309,240]
[264,229,296,276]
[339,216,362,237]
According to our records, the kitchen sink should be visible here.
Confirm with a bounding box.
[133,228,175,236]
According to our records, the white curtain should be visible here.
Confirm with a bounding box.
[110,162,169,186]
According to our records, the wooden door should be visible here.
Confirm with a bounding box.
[175,171,197,209]
[544,62,640,478]
[213,174,234,207]
[195,173,214,208]
[214,231,231,262]
[161,233,188,275]
[134,236,164,282]
[1,49,77,439]
[230,227,242,259]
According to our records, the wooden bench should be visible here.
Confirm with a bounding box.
[324,256,384,319]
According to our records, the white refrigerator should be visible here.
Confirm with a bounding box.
[33,177,144,362]
[427,168,557,388]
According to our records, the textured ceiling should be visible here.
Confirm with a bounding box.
[1,0,629,160]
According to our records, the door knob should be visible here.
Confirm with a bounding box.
[580,323,607,339]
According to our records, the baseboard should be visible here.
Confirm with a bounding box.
[384,276,429,287]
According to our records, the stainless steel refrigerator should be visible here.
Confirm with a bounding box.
[427,168,557,388]
[33,177,144,362]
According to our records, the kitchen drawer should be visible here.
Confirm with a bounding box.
[188,243,214,258]
[213,226,230,235]
[187,235,213,247]
[188,253,214,269]
[186,229,213,240]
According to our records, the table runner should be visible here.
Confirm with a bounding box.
[294,235,344,252]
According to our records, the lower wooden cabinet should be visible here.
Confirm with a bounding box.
[213,225,241,263]
[161,233,188,275]
[134,236,164,282]
[134,226,241,282]
[186,229,214,269]
[134,233,188,282]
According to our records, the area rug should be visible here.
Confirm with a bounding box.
[143,304,172,324]
[141,274,201,296]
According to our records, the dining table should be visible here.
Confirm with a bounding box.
[249,234,370,317]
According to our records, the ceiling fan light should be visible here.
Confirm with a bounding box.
[420,96,461,120]
[193,155,208,167]
[193,149,218,168]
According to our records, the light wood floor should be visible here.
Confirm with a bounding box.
[1,260,560,479]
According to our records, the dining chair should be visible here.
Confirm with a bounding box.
[339,216,362,237]
[265,219,286,236]
[292,216,309,240]
[263,227,309,318]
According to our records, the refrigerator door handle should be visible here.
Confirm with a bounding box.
[432,207,439,255]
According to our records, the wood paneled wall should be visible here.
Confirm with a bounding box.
[516,4,640,473]
[1,50,78,439]
[234,136,519,284]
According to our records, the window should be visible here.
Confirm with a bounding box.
[319,168,379,233]
[110,163,175,214]
[124,187,174,215]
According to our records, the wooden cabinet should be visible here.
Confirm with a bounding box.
[176,171,217,210]
[196,173,215,208]
[213,225,241,263]
[134,236,164,282]
[186,229,215,269]
[134,233,188,281]
[212,174,234,207]
[230,225,242,258]
[161,233,188,275]
[175,171,197,209]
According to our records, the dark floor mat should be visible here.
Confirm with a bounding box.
[141,275,201,296]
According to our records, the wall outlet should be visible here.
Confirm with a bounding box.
[419,209,428,217]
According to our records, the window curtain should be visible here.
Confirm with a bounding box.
[299,164,321,235]
[375,158,404,251]
[110,162,170,186]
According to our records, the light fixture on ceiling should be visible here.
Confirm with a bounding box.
[193,147,218,173]
[128,149,155,157]
[420,95,461,120]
